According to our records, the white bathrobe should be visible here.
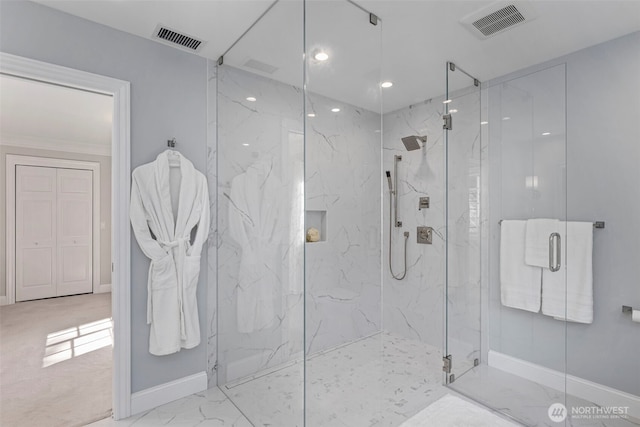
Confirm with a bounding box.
[228,157,284,333]
[130,150,210,356]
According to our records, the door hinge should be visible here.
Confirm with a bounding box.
[443,114,452,130]
[111,262,114,272]
[443,354,452,373]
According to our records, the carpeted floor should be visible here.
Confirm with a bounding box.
[0,293,112,427]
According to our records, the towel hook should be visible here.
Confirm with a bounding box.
[167,138,177,148]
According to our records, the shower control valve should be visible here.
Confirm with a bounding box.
[417,226,433,244]
[419,197,430,210]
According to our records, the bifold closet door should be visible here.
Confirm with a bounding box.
[56,168,93,296]
[16,165,57,301]
[15,165,93,302]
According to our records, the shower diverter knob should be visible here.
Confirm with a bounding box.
[417,226,433,244]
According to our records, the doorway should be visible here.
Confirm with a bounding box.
[1,73,113,426]
[0,53,132,420]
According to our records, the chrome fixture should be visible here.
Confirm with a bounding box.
[385,170,393,192]
[401,135,427,151]
[419,197,430,210]
[393,155,402,227]
[417,226,433,244]
[549,232,561,272]
[385,163,409,281]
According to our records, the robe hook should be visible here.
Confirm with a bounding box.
[167,138,177,148]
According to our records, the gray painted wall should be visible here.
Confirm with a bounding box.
[1,0,209,392]
[487,32,640,395]
[0,146,112,292]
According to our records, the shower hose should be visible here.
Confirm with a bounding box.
[388,192,409,280]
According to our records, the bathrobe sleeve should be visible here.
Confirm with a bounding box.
[130,171,167,261]
[228,174,251,249]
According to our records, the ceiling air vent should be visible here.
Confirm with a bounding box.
[153,24,205,52]
[461,1,538,40]
[243,59,279,75]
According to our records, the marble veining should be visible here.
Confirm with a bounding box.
[215,65,382,384]
[382,85,483,373]
[90,332,635,427]
[206,59,218,388]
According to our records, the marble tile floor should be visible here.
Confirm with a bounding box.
[90,332,637,427]
[91,333,515,427]
[450,365,640,427]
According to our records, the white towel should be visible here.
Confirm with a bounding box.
[542,221,593,324]
[525,218,561,268]
[500,220,542,312]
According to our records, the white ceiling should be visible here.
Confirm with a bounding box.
[30,0,640,113]
[0,74,113,151]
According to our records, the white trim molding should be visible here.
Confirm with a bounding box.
[130,372,208,416]
[0,52,132,419]
[6,155,102,303]
[0,134,112,157]
[97,283,112,293]
[488,351,640,419]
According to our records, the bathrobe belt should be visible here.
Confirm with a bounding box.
[147,236,190,336]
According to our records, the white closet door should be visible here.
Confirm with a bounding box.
[56,168,93,296]
[16,165,57,302]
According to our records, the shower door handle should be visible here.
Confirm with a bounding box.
[549,232,561,272]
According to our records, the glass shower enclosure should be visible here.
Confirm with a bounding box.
[446,64,574,424]
[215,0,388,425]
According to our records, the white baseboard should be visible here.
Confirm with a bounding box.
[488,350,640,419]
[0,296,7,306]
[96,283,112,294]
[130,371,207,416]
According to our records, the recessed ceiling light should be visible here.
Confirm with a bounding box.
[502,116,511,121]
[331,107,340,112]
[242,143,250,146]
[443,99,452,104]
[542,132,551,136]
[449,109,458,113]
[314,51,329,61]
[381,81,393,88]
[307,113,316,117]
[246,97,256,102]
[481,121,488,125]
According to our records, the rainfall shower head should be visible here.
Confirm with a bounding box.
[401,135,427,151]
[385,171,393,191]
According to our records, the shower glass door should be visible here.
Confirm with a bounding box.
[447,64,569,425]
[443,62,482,383]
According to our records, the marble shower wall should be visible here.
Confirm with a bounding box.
[304,93,382,355]
[215,65,382,384]
[206,60,218,387]
[381,88,483,357]
[216,65,305,384]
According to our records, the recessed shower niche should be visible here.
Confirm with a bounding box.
[305,210,327,242]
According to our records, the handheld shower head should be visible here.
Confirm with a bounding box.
[385,171,393,191]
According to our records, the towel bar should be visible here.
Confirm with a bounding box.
[498,220,604,229]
